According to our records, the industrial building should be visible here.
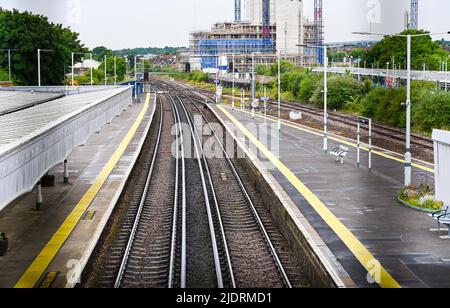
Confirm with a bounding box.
[189,0,312,74]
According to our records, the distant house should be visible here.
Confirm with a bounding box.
[73,59,101,76]
[150,55,178,70]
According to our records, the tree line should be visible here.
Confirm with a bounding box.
[0,8,86,85]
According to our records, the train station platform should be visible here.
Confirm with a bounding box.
[0,94,156,288]
[211,103,450,288]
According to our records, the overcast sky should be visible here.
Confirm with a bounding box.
[1,0,449,49]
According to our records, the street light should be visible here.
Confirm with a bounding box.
[37,49,54,87]
[277,50,281,130]
[252,52,255,118]
[232,49,235,110]
[0,49,19,82]
[104,55,107,86]
[299,43,329,154]
[134,56,137,99]
[353,30,450,186]
[90,53,93,86]
[114,56,117,86]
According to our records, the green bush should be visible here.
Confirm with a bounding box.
[0,69,8,81]
[297,74,320,102]
[310,75,365,110]
[360,87,406,126]
[189,71,209,82]
[414,91,450,132]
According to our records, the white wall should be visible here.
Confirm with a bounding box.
[433,129,450,206]
[275,0,303,55]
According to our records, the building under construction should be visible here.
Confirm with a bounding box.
[189,0,309,75]
[189,21,276,74]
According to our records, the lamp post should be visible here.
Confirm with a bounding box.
[277,50,281,130]
[104,55,107,86]
[299,44,329,154]
[232,50,235,110]
[114,56,117,86]
[445,61,448,91]
[90,53,93,86]
[37,49,54,87]
[0,49,18,82]
[353,31,450,186]
[252,52,255,118]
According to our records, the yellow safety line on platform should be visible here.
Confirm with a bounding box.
[222,105,434,174]
[218,105,401,289]
[15,94,151,288]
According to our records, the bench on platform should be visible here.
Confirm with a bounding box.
[330,145,349,164]
[430,205,450,237]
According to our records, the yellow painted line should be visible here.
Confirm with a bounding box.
[15,94,151,288]
[218,105,401,288]
[222,105,435,174]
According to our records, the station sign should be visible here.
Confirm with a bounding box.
[251,99,260,108]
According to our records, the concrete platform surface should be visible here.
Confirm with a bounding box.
[213,104,450,288]
[0,94,155,288]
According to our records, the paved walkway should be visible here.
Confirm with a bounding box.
[0,94,155,288]
[215,104,450,288]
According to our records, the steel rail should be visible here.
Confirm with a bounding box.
[176,95,236,288]
[185,94,293,288]
[173,94,225,288]
[114,95,164,288]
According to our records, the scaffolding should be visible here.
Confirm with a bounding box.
[199,39,274,69]
[314,0,324,64]
[190,22,276,73]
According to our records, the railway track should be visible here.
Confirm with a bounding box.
[272,100,433,150]
[172,83,433,151]
[83,83,309,288]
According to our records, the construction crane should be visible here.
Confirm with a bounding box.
[410,0,418,30]
[235,0,241,23]
[314,0,324,63]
